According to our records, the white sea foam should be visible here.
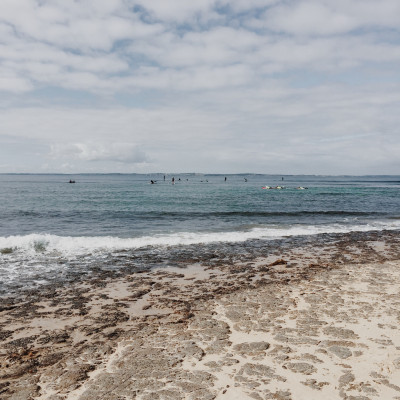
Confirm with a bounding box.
[1,220,400,257]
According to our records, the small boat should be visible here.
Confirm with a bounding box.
[262,186,284,190]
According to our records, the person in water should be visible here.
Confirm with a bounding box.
[224,177,227,182]
[172,177,175,184]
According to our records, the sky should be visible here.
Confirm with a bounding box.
[0,0,400,174]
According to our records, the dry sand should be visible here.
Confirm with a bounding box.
[1,231,400,399]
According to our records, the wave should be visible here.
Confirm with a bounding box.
[1,220,400,257]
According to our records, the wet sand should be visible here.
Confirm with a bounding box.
[1,231,400,399]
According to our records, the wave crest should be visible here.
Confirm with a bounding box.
[1,221,400,257]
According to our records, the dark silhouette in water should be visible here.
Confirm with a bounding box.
[172,177,175,184]
[224,177,227,182]
[69,180,75,183]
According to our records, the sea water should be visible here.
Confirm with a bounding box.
[1,173,400,295]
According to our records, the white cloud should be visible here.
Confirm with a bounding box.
[0,0,160,51]
[50,142,149,164]
[263,2,356,36]
[1,77,399,174]
[261,0,400,36]
[132,0,217,23]
[0,72,33,92]
[0,0,399,94]
[131,27,263,68]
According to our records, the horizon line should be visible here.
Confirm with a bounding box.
[0,172,399,177]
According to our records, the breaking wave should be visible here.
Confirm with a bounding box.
[2,220,400,258]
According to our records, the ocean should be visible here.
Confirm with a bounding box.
[1,173,400,296]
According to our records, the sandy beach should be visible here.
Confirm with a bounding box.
[1,230,400,400]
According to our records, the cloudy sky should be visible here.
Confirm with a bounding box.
[0,0,399,174]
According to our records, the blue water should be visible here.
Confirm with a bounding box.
[1,174,400,295]
[1,173,399,237]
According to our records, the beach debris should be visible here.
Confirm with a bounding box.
[269,259,287,266]
[301,379,330,390]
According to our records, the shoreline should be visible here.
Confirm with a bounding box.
[2,229,400,301]
[1,230,400,399]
